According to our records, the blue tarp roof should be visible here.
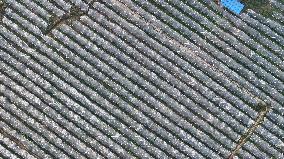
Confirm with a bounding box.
[221,0,245,14]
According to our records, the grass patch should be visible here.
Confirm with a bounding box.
[241,0,279,17]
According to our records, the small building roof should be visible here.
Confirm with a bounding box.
[221,0,245,14]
